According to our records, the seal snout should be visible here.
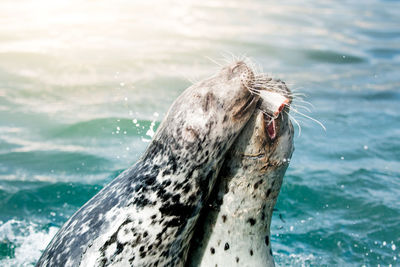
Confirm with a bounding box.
[257,81,292,141]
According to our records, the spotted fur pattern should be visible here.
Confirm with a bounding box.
[187,82,294,267]
[36,61,259,267]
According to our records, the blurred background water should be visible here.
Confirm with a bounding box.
[0,0,399,266]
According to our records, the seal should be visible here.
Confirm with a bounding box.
[36,61,260,267]
[186,79,294,267]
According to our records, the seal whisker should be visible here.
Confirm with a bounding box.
[290,107,326,131]
[290,103,312,113]
[292,97,315,109]
[221,50,238,64]
[286,111,302,137]
[205,56,223,67]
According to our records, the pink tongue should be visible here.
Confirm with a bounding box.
[267,119,276,140]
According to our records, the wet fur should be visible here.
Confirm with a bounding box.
[186,82,294,267]
[36,61,259,267]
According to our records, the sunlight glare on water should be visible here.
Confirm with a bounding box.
[0,0,399,266]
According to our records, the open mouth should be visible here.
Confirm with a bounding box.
[259,90,289,140]
[267,117,277,140]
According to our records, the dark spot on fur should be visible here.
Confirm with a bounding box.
[250,249,253,256]
[247,218,256,226]
[116,242,124,255]
[210,247,215,254]
[162,180,171,187]
[222,215,227,223]
[266,188,272,197]
[202,92,215,112]
[224,243,230,250]
[162,170,170,176]
[223,115,228,122]
[265,235,269,246]
[173,181,183,191]
[139,246,145,252]
[270,248,273,255]
[143,231,148,238]
[183,183,191,193]
[140,251,147,258]
[99,218,132,257]
[187,193,197,204]
[254,179,263,189]
[236,257,239,263]
[172,194,180,203]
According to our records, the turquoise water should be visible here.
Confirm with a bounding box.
[0,0,399,266]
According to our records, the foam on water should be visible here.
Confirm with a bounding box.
[0,220,58,267]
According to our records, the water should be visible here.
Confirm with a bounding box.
[0,0,399,266]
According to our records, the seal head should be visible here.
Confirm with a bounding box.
[36,61,259,267]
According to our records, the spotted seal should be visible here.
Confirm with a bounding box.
[187,80,294,267]
[36,61,259,267]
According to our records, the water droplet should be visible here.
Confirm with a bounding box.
[126,147,130,151]
[117,126,120,131]
[154,112,159,117]
[120,82,125,87]
[392,244,396,251]
[383,241,387,246]
[363,145,368,150]
[290,226,294,231]
[133,119,137,124]
[340,156,344,160]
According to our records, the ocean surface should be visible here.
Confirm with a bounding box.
[0,0,399,266]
